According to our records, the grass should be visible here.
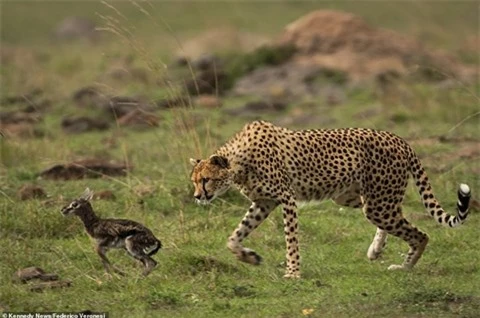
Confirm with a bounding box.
[1,1,479,317]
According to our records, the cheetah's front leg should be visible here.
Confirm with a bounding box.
[227,200,278,266]
[282,195,300,278]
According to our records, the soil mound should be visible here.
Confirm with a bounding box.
[234,10,476,98]
[277,10,473,82]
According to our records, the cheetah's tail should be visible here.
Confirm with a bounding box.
[410,153,471,228]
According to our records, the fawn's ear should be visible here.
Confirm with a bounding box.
[209,155,229,168]
[81,188,94,201]
[189,158,200,166]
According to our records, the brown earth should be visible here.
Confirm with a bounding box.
[233,10,477,99]
[278,10,475,82]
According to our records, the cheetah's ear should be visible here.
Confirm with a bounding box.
[209,155,229,169]
[80,187,94,201]
[189,158,200,166]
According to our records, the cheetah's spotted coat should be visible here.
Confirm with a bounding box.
[190,121,471,278]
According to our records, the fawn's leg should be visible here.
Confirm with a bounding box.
[125,235,158,276]
[95,244,124,275]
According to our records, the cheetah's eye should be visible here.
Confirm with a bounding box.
[201,177,210,183]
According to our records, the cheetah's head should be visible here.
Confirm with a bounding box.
[189,155,233,205]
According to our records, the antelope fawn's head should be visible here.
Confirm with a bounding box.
[61,188,94,216]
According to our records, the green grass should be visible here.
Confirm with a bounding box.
[1,1,479,317]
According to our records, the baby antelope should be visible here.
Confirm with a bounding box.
[61,188,162,276]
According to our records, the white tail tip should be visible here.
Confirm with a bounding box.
[459,184,470,196]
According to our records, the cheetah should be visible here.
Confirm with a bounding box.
[189,120,471,278]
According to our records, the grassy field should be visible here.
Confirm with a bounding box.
[1,1,479,317]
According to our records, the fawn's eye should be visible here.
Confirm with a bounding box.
[71,202,79,208]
